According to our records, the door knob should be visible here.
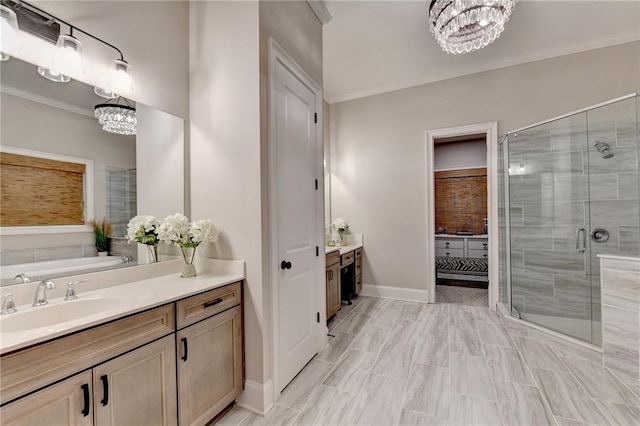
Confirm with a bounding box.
[280,261,292,270]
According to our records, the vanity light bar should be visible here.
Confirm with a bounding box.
[5,0,126,61]
[2,0,132,95]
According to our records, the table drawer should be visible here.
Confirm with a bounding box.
[326,250,340,268]
[468,249,489,259]
[356,273,362,294]
[341,251,354,266]
[435,248,464,257]
[355,248,362,258]
[435,239,463,249]
[177,281,242,329]
[468,239,488,250]
[356,256,362,275]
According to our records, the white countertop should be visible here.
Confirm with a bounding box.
[435,234,488,239]
[325,244,362,255]
[0,258,245,354]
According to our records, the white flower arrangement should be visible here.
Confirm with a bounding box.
[331,217,349,233]
[158,213,218,248]
[126,215,160,245]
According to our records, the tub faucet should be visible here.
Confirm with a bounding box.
[14,273,30,283]
[33,279,56,307]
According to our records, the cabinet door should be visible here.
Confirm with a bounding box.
[177,305,243,426]
[1,371,92,426]
[326,264,341,318]
[94,334,177,426]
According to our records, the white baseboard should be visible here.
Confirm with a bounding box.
[237,379,274,415]
[360,284,429,303]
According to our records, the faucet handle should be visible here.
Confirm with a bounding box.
[1,293,17,314]
[65,279,88,301]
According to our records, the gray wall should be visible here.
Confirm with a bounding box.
[329,42,640,293]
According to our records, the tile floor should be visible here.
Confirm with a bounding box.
[216,296,640,426]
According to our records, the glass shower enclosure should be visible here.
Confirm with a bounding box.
[501,94,640,346]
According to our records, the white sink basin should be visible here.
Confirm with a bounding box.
[0,298,123,333]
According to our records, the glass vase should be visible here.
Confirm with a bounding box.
[146,243,159,263]
[337,229,344,246]
[180,245,197,278]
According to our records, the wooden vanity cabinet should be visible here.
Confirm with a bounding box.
[176,284,243,426]
[1,335,177,426]
[1,371,93,426]
[355,248,363,295]
[93,335,177,426]
[326,250,341,319]
[0,281,244,426]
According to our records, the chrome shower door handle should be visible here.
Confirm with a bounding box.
[576,228,587,253]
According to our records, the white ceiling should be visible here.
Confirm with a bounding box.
[323,1,640,103]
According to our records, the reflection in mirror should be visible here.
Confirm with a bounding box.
[0,57,184,286]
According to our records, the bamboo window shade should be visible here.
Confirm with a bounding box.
[435,168,487,235]
[0,152,86,226]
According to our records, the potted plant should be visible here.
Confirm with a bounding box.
[90,219,112,256]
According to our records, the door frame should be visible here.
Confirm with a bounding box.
[267,38,325,398]
[425,122,499,309]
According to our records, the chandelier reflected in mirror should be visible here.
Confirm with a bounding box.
[428,0,517,54]
[94,97,137,136]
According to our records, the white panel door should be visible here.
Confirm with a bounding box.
[274,57,319,391]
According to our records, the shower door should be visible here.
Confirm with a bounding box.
[507,112,596,343]
[506,95,640,346]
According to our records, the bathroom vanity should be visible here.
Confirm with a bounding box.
[325,243,363,318]
[0,259,244,426]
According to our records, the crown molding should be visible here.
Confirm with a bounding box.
[325,33,640,104]
[1,85,95,118]
[307,0,332,25]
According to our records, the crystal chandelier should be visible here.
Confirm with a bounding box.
[428,0,517,54]
[94,97,137,135]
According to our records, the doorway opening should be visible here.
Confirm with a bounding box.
[434,134,488,306]
[425,122,498,309]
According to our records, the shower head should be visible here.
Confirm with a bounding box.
[594,141,614,159]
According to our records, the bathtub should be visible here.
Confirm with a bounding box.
[1,256,127,282]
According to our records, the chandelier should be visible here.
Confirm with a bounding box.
[428,0,517,54]
[94,97,137,136]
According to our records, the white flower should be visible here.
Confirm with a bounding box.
[158,213,190,245]
[126,215,160,245]
[190,220,218,244]
[332,217,349,232]
[157,214,218,247]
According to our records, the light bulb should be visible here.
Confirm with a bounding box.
[94,86,118,99]
[479,19,489,27]
[37,66,70,83]
[0,5,19,59]
[111,59,133,94]
[53,34,82,77]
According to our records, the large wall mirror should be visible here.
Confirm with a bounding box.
[0,57,185,286]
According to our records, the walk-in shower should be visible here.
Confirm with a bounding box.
[499,94,640,346]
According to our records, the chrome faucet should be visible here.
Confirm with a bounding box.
[1,294,17,314]
[33,279,56,307]
[118,254,132,264]
[14,273,30,284]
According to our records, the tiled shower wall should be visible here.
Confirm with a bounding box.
[107,167,137,237]
[506,97,639,331]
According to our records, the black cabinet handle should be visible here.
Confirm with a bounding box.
[280,261,292,270]
[181,337,188,362]
[100,375,109,406]
[81,383,90,417]
[204,298,223,308]
[446,252,450,256]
